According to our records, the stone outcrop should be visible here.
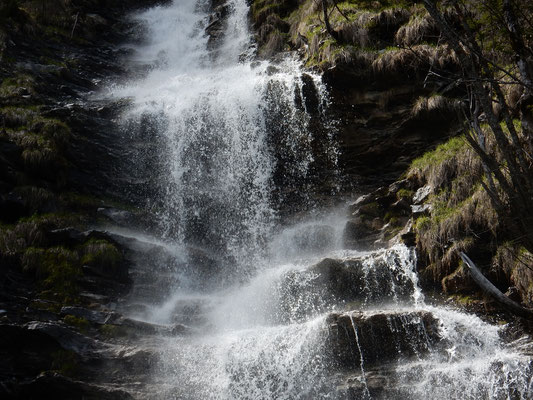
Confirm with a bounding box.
[326,310,443,370]
[250,0,463,195]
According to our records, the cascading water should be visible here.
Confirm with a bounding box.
[108,0,533,398]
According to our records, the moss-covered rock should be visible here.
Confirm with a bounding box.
[22,246,81,303]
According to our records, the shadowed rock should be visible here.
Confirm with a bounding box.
[326,310,443,370]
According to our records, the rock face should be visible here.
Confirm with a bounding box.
[0,1,188,398]
[326,310,443,370]
[250,0,463,195]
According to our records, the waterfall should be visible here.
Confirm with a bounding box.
[107,0,533,399]
[112,0,334,279]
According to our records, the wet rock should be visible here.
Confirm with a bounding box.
[106,317,191,337]
[300,73,320,115]
[343,217,382,249]
[411,203,431,216]
[277,253,417,322]
[114,347,160,375]
[0,324,63,378]
[97,208,136,226]
[85,13,110,28]
[390,198,411,215]
[2,371,133,400]
[186,246,223,281]
[24,321,102,356]
[398,219,416,247]
[413,185,432,204]
[310,256,415,303]
[60,307,117,325]
[326,310,443,370]
[48,228,86,247]
[205,1,231,49]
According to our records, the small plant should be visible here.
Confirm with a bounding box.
[22,246,81,303]
[80,239,122,271]
[396,188,414,201]
[99,324,127,338]
[63,314,90,333]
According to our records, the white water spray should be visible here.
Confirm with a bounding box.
[108,0,533,398]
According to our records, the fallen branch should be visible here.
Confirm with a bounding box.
[460,251,533,319]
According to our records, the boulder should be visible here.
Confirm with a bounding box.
[326,310,443,370]
[2,371,133,400]
[0,324,64,378]
[24,321,103,356]
[276,254,417,322]
[97,208,136,226]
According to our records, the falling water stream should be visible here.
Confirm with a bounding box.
[108,0,533,398]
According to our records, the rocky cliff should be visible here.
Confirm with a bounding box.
[248,0,533,326]
[1,0,532,398]
[0,1,179,398]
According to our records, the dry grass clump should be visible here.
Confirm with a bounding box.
[260,30,287,57]
[409,133,502,285]
[431,43,460,70]
[337,11,374,47]
[336,8,409,47]
[1,106,70,172]
[32,118,70,148]
[253,0,295,26]
[409,135,478,189]
[13,185,55,212]
[372,43,459,77]
[0,229,25,256]
[0,75,36,102]
[21,245,81,302]
[395,5,462,47]
[372,44,435,76]
[395,13,439,46]
[81,240,121,268]
[288,0,320,40]
[20,134,57,168]
[500,83,523,115]
[21,0,74,27]
[493,244,533,306]
[411,94,462,119]
[0,221,44,256]
[0,105,38,126]
[0,213,77,256]
[258,14,289,43]
[417,185,498,281]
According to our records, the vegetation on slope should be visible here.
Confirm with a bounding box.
[250,0,533,312]
[0,0,146,310]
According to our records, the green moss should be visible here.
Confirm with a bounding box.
[0,74,35,98]
[80,239,122,271]
[63,314,90,333]
[410,136,467,171]
[384,226,401,240]
[414,215,430,231]
[450,293,475,305]
[396,188,414,200]
[29,298,61,313]
[22,246,81,303]
[99,324,128,338]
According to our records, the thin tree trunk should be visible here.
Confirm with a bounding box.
[460,252,533,319]
[322,0,338,41]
